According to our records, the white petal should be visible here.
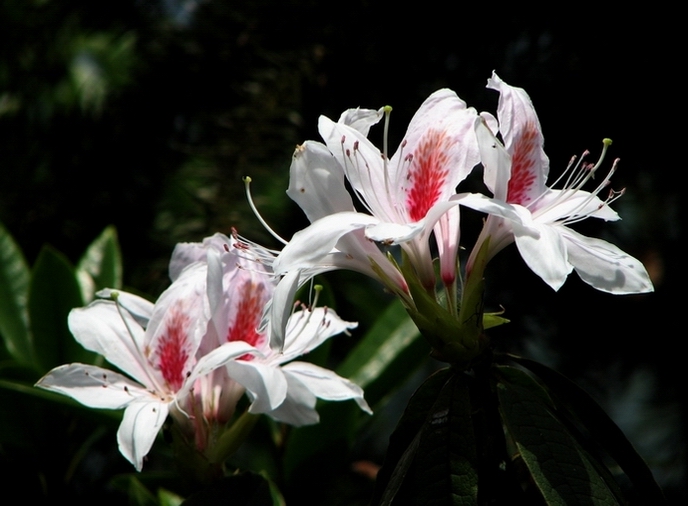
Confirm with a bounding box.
[561,228,654,294]
[278,308,357,363]
[225,360,288,413]
[144,262,210,387]
[117,398,169,471]
[268,269,301,352]
[185,341,261,389]
[513,221,572,291]
[364,220,425,244]
[263,372,319,426]
[475,116,512,200]
[286,141,355,223]
[337,106,384,135]
[487,72,549,199]
[96,288,155,327]
[36,363,148,409]
[68,301,151,386]
[273,212,379,274]
[282,362,372,413]
[534,190,620,223]
[390,89,479,203]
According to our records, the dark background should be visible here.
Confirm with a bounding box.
[1,1,684,502]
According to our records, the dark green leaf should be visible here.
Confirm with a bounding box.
[504,354,665,505]
[373,368,453,505]
[337,298,428,407]
[29,245,88,371]
[497,370,619,505]
[76,225,123,302]
[374,368,479,505]
[0,221,33,366]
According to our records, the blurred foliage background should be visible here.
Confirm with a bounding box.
[1,0,684,503]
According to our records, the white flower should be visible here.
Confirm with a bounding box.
[469,72,653,294]
[37,233,371,469]
[36,263,254,470]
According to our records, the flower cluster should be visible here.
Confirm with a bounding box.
[36,72,653,472]
[271,72,653,361]
[37,233,370,470]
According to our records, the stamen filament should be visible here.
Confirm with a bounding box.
[111,291,164,392]
[243,177,289,246]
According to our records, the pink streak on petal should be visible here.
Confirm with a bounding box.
[506,121,540,205]
[226,281,267,360]
[406,129,452,221]
[156,308,191,392]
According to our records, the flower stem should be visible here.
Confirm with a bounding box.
[210,411,260,464]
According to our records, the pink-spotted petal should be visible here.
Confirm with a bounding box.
[393,89,479,219]
[487,72,549,204]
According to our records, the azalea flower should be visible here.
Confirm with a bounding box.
[275,89,480,287]
[35,262,255,471]
[468,72,653,294]
[36,233,370,470]
[171,233,371,428]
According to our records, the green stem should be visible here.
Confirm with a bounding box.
[210,411,259,464]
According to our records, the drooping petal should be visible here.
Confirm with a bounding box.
[264,372,318,426]
[225,360,288,413]
[117,398,170,471]
[513,221,572,291]
[36,363,149,409]
[561,227,654,294]
[68,300,152,387]
[282,362,371,413]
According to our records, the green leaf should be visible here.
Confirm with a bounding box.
[337,298,428,407]
[372,368,453,505]
[373,368,479,505]
[29,245,88,371]
[110,475,158,506]
[504,354,665,505]
[76,225,123,302]
[157,489,184,506]
[281,398,362,483]
[497,370,619,505]
[0,222,33,366]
